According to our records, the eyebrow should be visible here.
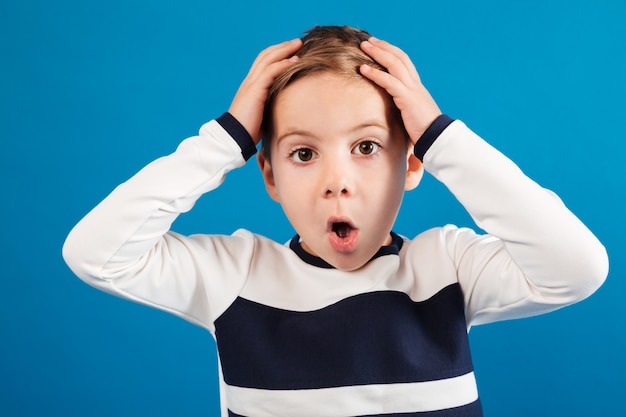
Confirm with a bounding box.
[275,120,390,144]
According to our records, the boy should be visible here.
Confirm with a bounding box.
[63,26,608,416]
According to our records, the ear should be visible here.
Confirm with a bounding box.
[257,150,281,202]
[404,151,424,191]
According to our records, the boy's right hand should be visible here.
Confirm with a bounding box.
[228,38,302,145]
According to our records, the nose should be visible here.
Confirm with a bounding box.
[325,185,349,197]
[323,157,353,198]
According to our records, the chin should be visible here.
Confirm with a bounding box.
[327,254,370,272]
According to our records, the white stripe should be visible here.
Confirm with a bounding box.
[226,372,478,417]
[238,235,460,313]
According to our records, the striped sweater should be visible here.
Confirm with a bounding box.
[63,114,608,416]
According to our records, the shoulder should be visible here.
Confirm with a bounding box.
[185,228,292,265]
[400,225,487,255]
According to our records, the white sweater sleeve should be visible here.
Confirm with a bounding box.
[422,120,609,326]
[62,120,256,332]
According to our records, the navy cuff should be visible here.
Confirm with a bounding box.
[216,112,257,161]
[413,114,455,161]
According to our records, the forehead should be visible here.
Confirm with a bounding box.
[272,72,397,140]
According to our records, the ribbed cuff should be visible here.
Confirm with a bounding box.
[413,114,455,161]
[216,112,257,161]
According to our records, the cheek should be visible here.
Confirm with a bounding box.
[382,151,409,187]
[359,165,405,212]
[378,154,409,205]
[272,164,313,204]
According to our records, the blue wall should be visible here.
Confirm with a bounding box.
[1,1,624,415]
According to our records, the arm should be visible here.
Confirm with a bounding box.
[360,37,608,324]
[423,118,608,324]
[62,39,303,330]
[62,117,257,330]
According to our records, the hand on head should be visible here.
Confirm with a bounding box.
[229,26,442,150]
[228,38,302,144]
[359,37,442,145]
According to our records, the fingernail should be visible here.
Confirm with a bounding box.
[289,55,299,62]
[361,64,371,73]
[362,40,373,48]
[290,38,302,44]
[369,36,380,43]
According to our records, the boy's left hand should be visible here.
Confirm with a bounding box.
[360,37,442,145]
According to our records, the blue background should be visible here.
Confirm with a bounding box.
[1,0,624,415]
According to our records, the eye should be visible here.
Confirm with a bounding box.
[353,140,380,156]
[290,147,317,162]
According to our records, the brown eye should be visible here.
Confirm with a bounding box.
[298,149,313,161]
[291,148,316,162]
[354,141,380,156]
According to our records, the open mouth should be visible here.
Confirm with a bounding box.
[332,222,353,238]
[327,218,358,253]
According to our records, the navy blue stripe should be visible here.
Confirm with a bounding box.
[228,399,482,417]
[413,114,455,161]
[215,284,473,390]
[289,231,404,268]
[362,399,483,416]
[216,112,257,161]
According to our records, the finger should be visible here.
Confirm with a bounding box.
[255,38,302,62]
[237,40,300,98]
[361,38,420,84]
[229,39,301,143]
[256,54,299,86]
[368,37,418,75]
[248,38,302,76]
[362,39,417,83]
[368,37,415,67]
[359,63,407,99]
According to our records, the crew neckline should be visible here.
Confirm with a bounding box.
[288,231,404,269]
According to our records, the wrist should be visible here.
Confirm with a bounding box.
[413,114,455,161]
[216,112,258,161]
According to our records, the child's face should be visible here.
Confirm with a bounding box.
[259,72,422,271]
